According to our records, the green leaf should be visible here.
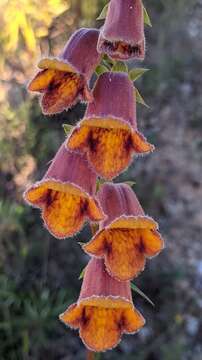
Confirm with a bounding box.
[102,55,114,71]
[63,124,73,135]
[131,283,155,307]
[134,87,150,108]
[97,3,109,20]
[124,181,136,187]
[78,266,86,280]
[112,61,128,73]
[129,68,150,82]
[95,64,109,76]
[143,5,152,27]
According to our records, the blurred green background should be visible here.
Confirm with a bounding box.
[1,0,202,359]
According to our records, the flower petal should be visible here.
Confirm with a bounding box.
[132,131,155,153]
[24,181,103,239]
[141,229,164,257]
[41,72,84,114]
[60,303,83,329]
[80,306,123,351]
[24,182,49,206]
[43,190,89,238]
[83,229,106,257]
[84,229,146,281]
[83,216,164,281]
[122,307,145,333]
[28,69,56,92]
[109,216,158,230]
[87,198,105,221]
[38,58,77,73]
[67,119,153,179]
[60,301,145,352]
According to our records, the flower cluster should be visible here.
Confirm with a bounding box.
[25,0,164,353]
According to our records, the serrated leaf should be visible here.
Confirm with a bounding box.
[143,5,152,27]
[124,181,136,187]
[95,64,109,76]
[112,61,128,73]
[97,3,109,20]
[129,68,150,82]
[131,283,155,307]
[134,88,150,108]
[63,124,73,135]
[78,267,86,280]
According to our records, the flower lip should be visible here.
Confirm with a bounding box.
[59,259,145,352]
[37,57,78,74]
[23,178,91,208]
[78,117,132,130]
[77,295,132,308]
[23,144,104,238]
[100,214,159,231]
[98,36,145,61]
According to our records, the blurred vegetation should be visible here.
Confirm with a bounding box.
[1,0,202,359]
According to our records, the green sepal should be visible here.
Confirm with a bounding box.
[78,266,86,280]
[102,55,114,71]
[97,3,109,20]
[143,5,152,27]
[134,87,150,108]
[129,68,150,82]
[131,283,155,307]
[102,54,115,66]
[96,178,106,192]
[63,124,73,135]
[95,64,109,76]
[112,61,128,73]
